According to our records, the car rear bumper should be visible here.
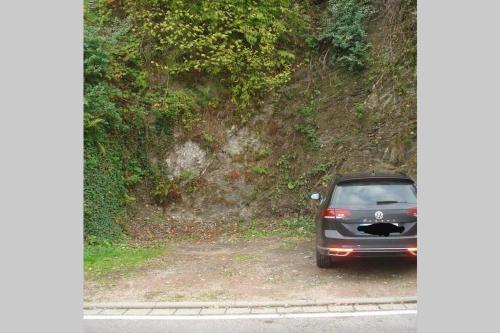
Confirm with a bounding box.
[317,231,417,257]
[317,245,417,257]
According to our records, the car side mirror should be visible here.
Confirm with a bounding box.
[310,193,321,201]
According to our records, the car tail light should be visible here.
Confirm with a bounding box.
[321,208,352,219]
[406,207,417,217]
[328,248,354,256]
[407,247,417,256]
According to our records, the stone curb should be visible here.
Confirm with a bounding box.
[84,296,416,310]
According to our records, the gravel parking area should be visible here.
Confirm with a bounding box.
[84,238,416,302]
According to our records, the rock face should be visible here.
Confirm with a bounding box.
[165,141,207,179]
[222,127,262,156]
[112,0,417,243]
[199,126,263,220]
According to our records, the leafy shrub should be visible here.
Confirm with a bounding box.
[252,165,269,175]
[256,147,272,160]
[354,102,366,121]
[179,169,196,181]
[285,175,306,191]
[287,179,299,190]
[295,123,320,149]
[295,97,320,149]
[276,153,295,172]
[321,174,333,183]
[202,133,214,145]
[153,180,172,207]
[298,105,315,118]
[125,0,306,109]
[319,0,373,70]
[308,163,331,176]
[124,160,145,187]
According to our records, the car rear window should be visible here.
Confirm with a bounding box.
[332,180,417,206]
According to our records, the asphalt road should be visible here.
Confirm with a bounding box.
[84,312,416,333]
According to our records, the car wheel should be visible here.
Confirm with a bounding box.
[316,249,333,268]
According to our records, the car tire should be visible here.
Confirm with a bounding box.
[316,250,333,268]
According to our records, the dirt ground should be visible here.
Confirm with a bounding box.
[84,237,416,302]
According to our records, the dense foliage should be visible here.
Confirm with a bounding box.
[84,22,137,242]
[84,17,178,242]
[319,0,373,70]
[125,0,306,109]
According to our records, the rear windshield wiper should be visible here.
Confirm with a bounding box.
[376,200,407,205]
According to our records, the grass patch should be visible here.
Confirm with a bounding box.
[235,216,314,240]
[251,165,269,175]
[281,217,315,238]
[234,253,258,263]
[84,243,167,278]
[279,240,298,250]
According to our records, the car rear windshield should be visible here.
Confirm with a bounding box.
[332,180,417,206]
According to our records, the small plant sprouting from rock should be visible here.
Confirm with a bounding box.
[321,174,333,184]
[202,132,214,146]
[179,169,198,193]
[295,123,321,149]
[295,99,321,150]
[276,153,295,172]
[285,175,306,191]
[256,147,272,160]
[308,163,331,177]
[179,169,196,182]
[252,165,269,176]
[355,103,367,121]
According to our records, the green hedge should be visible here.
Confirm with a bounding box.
[84,142,125,242]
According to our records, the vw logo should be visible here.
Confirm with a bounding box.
[374,211,384,220]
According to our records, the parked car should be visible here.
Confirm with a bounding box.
[310,172,417,268]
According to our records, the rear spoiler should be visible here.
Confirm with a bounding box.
[336,177,415,185]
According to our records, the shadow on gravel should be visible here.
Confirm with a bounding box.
[323,257,416,274]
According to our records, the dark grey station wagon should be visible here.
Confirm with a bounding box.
[310,173,417,268]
